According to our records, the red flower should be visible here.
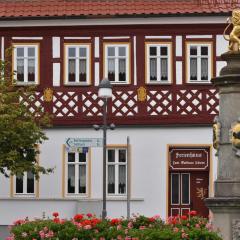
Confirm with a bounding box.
[148,217,155,222]
[52,212,59,218]
[86,213,93,218]
[74,214,84,222]
[110,218,121,225]
[53,218,60,223]
[181,215,188,220]
[189,210,197,216]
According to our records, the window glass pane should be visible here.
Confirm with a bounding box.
[68,165,75,193]
[16,174,23,193]
[190,46,197,55]
[108,150,115,162]
[79,153,86,162]
[190,58,197,80]
[68,59,76,82]
[28,47,35,57]
[119,149,126,162]
[108,47,115,57]
[161,47,168,56]
[108,165,115,194]
[108,59,115,82]
[150,47,157,56]
[79,59,86,82]
[68,48,76,57]
[150,58,157,81]
[119,47,126,56]
[201,46,208,56]
[27,172,34,193]
[28,59,35,82]
[119,59,126,82]
[160,58,168,81]
[17,48,24,57]
[68,152,75,162]
[171,174,179,204]
[17,59,24,82]
[201,58,208,80]
[79,165,86,194]
[182,174,190,204]
[119,165,126,194]
[79,47,86,57]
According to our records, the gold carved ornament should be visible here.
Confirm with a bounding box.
[223,9,240,52]
[196,187,208,200]
[137,86,147,102]
[213,116,221,151]
[230,120,240,149]
[43,88,53,102]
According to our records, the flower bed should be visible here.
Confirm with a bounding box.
[7,211,222,240]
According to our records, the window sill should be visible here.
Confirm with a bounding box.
[146,81,172,85]
[13,194,36,198]
[15,82,38,86]
[186,81,212,85]
[64,83,91,86]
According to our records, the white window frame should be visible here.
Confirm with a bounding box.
[107,148,128,196]
[65,151,89,196]
[64,44,91,85]
[186,43,212,83]
[14,172,35,196]
[146,43,172,84]
[104,43,130,84]
[13,44,39,85]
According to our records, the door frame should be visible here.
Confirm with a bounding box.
[166,144,213,219]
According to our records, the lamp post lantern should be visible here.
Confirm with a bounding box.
[97,78,112,220]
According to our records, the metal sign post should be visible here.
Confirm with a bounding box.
[127,136,130,219]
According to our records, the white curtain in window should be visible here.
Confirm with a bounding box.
[108,59,115,72]
[201,58,208,80]
[119,59,126,74]
[68,165,75,186]
[119,165,126,185]
[69,59,76,74]
[108,165,115,184]
[150,58,157,80]
[79,59,86,74]
[79,165,86,187]
[161,58,168,80]
[190,58,197,80]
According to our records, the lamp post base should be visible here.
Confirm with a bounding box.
[102,209,107,220]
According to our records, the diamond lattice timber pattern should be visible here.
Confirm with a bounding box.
[23,86,219,126]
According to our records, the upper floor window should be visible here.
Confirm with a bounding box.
[146,43,172,83]
[186,43,212,83]
[64,44,91,85]
[66,151,89,195]
[15,171,35,195]
[107,148,127,195]
[13,44,39,85]
[104,43,130,84]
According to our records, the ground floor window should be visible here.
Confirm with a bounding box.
[107,148,127,196]
[66,149,89,195]
[15,171,35,195]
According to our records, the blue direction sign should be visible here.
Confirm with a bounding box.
[65,138,103,148]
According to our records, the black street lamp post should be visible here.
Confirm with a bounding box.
[94,78,114,220]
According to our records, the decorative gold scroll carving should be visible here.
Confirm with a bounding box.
[196,187,208,200]
[43,88,53,102]
[223,9,240,52]
[137,86,147,102]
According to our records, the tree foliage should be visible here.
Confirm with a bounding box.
[0,48,53,178]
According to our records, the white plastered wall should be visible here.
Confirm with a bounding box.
[0,126,217,224]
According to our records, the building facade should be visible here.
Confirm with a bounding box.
[0,0,236,233]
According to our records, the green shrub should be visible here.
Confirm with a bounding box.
[6,211,222,240]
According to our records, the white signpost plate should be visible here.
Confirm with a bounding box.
[65,138,103,148]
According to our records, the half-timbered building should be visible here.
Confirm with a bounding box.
[0,0,236,234]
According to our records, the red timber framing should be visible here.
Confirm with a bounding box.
[1,23,223,126]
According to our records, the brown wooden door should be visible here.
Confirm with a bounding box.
[169,171,209,217]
